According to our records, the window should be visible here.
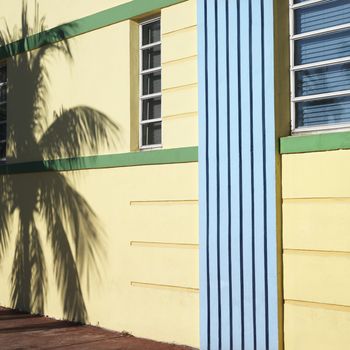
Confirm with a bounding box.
[0,63,6,161]
[139,17,162,149]
[290,0,350,133]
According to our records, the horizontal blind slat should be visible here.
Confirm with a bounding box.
[296,95,350,127]
[295,0,350,34]
[296,63,350,96]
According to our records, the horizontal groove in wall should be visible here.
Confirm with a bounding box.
[130,241,198,249]
[0,146,198,175]
[162,54,198,66]
[162,83,198,93]
[0,0,187,60]
[283,248,350,257]
[283,197,350,202]
[131,281,199,293]
[162,29,197,63]
[163,56,198,65]
[162,56,198,90]
[163,112,198,120]
[163,111,198,119]
[130,199,198,206]
[285,299,350,313]
[162,24,197,37]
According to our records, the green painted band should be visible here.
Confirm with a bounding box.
[0,146,198,175]
[280,131,350,154]
[0,0,187,60]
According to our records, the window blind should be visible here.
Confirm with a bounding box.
[291,0,350,131]
[295,0,350,34]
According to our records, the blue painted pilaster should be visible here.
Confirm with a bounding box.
[198,1,279,349]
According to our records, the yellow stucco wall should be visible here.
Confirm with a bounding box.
[282,150,350,350]
[5,0,197,163]
[0,0,131,38]
[7,20,132,162]
[0,0,199,347]
[0,163,199,347]
[162,0,198,149]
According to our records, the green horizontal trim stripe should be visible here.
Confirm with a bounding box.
[0,146,198,175]
[0,0,187,60]
[280,131,350,154]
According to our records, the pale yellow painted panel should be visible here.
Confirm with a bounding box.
[122,286,199,347]
[128,202,198,243]
[7,21,131,163]
[282,150,350,199]
[5,9,198,159]
[116,163,199,200]
[161,0,197,34]
[75,163,199,347]
[0,0,131,39]
[83,281,199,348]
[162,56,198,90]
[284,250,350,306]
[283,199,350,252]
[0,162,199,347]
[163,114,198,148]
[0,210,18,307]
[162,26,198,63]
[162,85,198,118]
[284,302,350,350]
[130,246,199,288]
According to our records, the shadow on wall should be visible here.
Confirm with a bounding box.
[0,1,120,322]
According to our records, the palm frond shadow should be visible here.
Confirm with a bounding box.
[0,1,119,322]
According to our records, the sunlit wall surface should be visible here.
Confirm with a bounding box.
[0,0,199,347]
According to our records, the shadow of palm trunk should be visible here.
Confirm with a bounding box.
[0,1,120,323]
[12,213,32,312]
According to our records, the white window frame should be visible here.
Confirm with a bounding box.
[139,17,162,150]
[290,0,350,134]
[0,62,7,162]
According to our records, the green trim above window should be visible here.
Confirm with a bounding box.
[0,146,198,175]
[280,131,350,154]
[0,0,187,60]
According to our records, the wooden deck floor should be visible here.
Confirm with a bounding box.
[0,307,196,350]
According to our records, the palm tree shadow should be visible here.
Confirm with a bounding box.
[0,1,119,322]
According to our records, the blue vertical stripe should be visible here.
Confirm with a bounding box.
[214,1,222,347]
[207,0,219,348]
[240,0,254,348]
[261,0,270,347]
[217,0,231,349]
[198,0,210,348]
[229,1,243,349]
[252,1,267,349]
[264,0,279,348]
[225,0,234,348]
[198,0,279,349]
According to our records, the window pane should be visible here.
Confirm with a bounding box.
[142,20,160,46]
[142,122,161,146]
[295,29,350,65]
[296,63,350,96]
[142,45,161,70]
[0,142,5,159]
[0,123,6,140]
[142,97,161,121]
[0,65,6,83]
[296,95,350,127]
[142,71,161,95]
[295,0,350,34]
[0,104,6,122]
